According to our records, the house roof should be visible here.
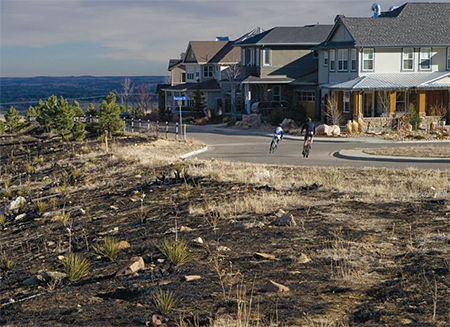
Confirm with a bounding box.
[322,2,450,48]
[321,72,450,91]
[188,41,241,64]
[235,25,334,46]
[168,59,182,70]
[161,79,222,92]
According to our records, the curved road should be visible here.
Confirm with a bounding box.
[185,124,450,170]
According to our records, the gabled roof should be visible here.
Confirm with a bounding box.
[235,25,334,47]
[323,2,450,47]
[321,72,450,90]
[161,79,222,92]
[187,41,240,64]
[168,59,182,70]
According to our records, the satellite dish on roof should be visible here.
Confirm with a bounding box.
[372,3,381,17]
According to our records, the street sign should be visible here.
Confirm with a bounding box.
[173,96,187,101]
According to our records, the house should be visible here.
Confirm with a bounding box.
[315,2,450,127]
[235,24,333,117]
[162,29,262,115]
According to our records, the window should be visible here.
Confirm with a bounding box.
[272,86,281,101]
[263,48,272,66]
[343,91,350,113]
[420,48,431,70]
[362,48,374,71]
[329,50,335,71]
[338,49,348,71]
[195,72,200,78]
[396,92,406,113]
[402,48,414,70]
[181,73,186,83]
[186,72,194,80]
[351,49,357,71]
[324,51,328,66]
[298,91,315,102]
[203,65,213,78]
[447,47,450,70]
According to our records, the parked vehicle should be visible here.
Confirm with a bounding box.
[250,101,290,115]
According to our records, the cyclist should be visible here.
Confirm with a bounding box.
[273,123,284,142]
[301,118,315,156]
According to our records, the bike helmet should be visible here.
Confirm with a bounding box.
[306,118,312,122]
[278,123,283,126]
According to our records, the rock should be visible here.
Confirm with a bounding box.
[264,280,289,292]
[272,213,296,226]
[192,237,204,244]
[281,118,297,130]
[118,240,131,249]
[297,253,311,263]
[240,114,261,128]
[217,246,231,252]
[273,209,286,217]
[110,205,119,210]
[330,125,341,136]
[184,275,201,282]
[15,213,26,221]
[237,221,265,230]
[115,257,145,276]
[180,226,194,232]
[42,270,66,280]
[23,274,45,286]
[254,252,276,260]
[9,196,26,211]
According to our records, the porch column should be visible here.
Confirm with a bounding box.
[418,91,426,115]
[244,84,251,114]
[352,92,362,117]
[389,92,396,115]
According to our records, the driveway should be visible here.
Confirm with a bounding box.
[185,124,450,170]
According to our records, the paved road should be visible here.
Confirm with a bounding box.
[185,124,450,170]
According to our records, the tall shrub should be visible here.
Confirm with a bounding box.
[98,92,124,136]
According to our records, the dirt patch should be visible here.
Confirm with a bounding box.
[0,134,449,327]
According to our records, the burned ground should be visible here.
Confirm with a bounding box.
[0,133,449,327]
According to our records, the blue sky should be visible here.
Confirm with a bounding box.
[0,0,429,78]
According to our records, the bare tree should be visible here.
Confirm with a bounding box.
[377,91,391,116]
[224,63,243,115]
[163,75,172,85]
[135,84,154,115]
[119,77,135,107]
[431,103,448,121]
[322,93,343,126]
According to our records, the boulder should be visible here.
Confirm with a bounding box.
[236,114,261,129]
[263,280,290,292]
[330,125,341,136]
[115,256,145,276]
[272,213,296,226]
[316,124,333,136]
[8,196,26,212]
[281,118,297,130]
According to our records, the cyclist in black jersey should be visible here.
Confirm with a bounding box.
[300,118,316,156]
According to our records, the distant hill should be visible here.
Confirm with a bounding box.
[0,76,166,115]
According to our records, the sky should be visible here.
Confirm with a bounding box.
[0,0,432,78]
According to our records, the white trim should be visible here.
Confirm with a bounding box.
[338,49,348,71]
[362,48,374,72]
[324,50,328,67]
[329,49,335,71]
[350,49,357,71]
[263,48,272,66]
[402,48,414,71]
[419,48,431,71]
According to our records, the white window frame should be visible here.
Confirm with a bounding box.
[402,48,414,71]
[343,91,350,113]
[241,49,245,66]
[263,48,272,66]
[338,49,348,71]
[350,49,357,71]
[186,72,194,81]
[447,47,450,70]
[329,50,335,71]
[324,51,328,67]
[419,48,431,71]
[362,48,374,71]
[203,65,213,78]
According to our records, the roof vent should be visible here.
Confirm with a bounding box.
[215,36,229,41]
[334,14,345,23]
[389,5,398,11]
[372,3,381,17]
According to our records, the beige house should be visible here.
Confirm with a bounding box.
[235,25,333,117]
[315,2,450,126]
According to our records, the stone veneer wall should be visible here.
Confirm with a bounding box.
[359,116,442,131]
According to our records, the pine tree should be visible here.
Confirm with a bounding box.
[85,103,97,117]
[25,106,38,119]
[39,95,58,131]
[4,106,21,133]
[72,121,86,141]
[191,80,206,117]
[71,100,84,117]
[133,104,145,118]
[52,96,75,136]
[98,92,124,136]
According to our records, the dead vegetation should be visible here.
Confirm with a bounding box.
[0,134,449,327]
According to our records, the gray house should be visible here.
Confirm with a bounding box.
[235,24,333,118]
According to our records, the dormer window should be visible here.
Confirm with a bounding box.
[203,65,213,78]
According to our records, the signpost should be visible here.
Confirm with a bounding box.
[173,96,186,139]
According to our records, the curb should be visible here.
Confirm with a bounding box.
[180,146,209,159]
[335,149,450,163]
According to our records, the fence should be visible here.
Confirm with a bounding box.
[122,118,187,140]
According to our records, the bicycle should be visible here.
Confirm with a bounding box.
[303,136,312,158]
[269,135,281,153]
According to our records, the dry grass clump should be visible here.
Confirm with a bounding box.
[63,253,90,282]
[93,237,122,261]
[158,239,191,267]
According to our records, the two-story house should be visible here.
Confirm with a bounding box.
[235,24,333,117]
[315,2,450,125]
[162,29,262,115]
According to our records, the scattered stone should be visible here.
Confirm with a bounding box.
[185,275,201,282]
[110,205,119,210]
[272,213,296,226]
[273,209,286,217]
[254,252,276,260]
[15,213,26,221]
[118,240,131,249]
[129,195,141,202]
[264,280,290,293]
[297,253,311,263]
[192,237,204,244]
[43,270,66,280]
[180,225,194,232]
[9,196,26,212]
[289,271,301,275]
[23,274,45,286]
[115,257,145,276]
[57,255,65,261]
[47,241,55,247]
[217,246,231,252]
[157,259,165,263]
[237,221,265,230]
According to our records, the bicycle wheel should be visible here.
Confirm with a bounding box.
[269,140,276,153]
[304,143,311,158]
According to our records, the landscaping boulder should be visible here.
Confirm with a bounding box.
[281,118,297,130]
